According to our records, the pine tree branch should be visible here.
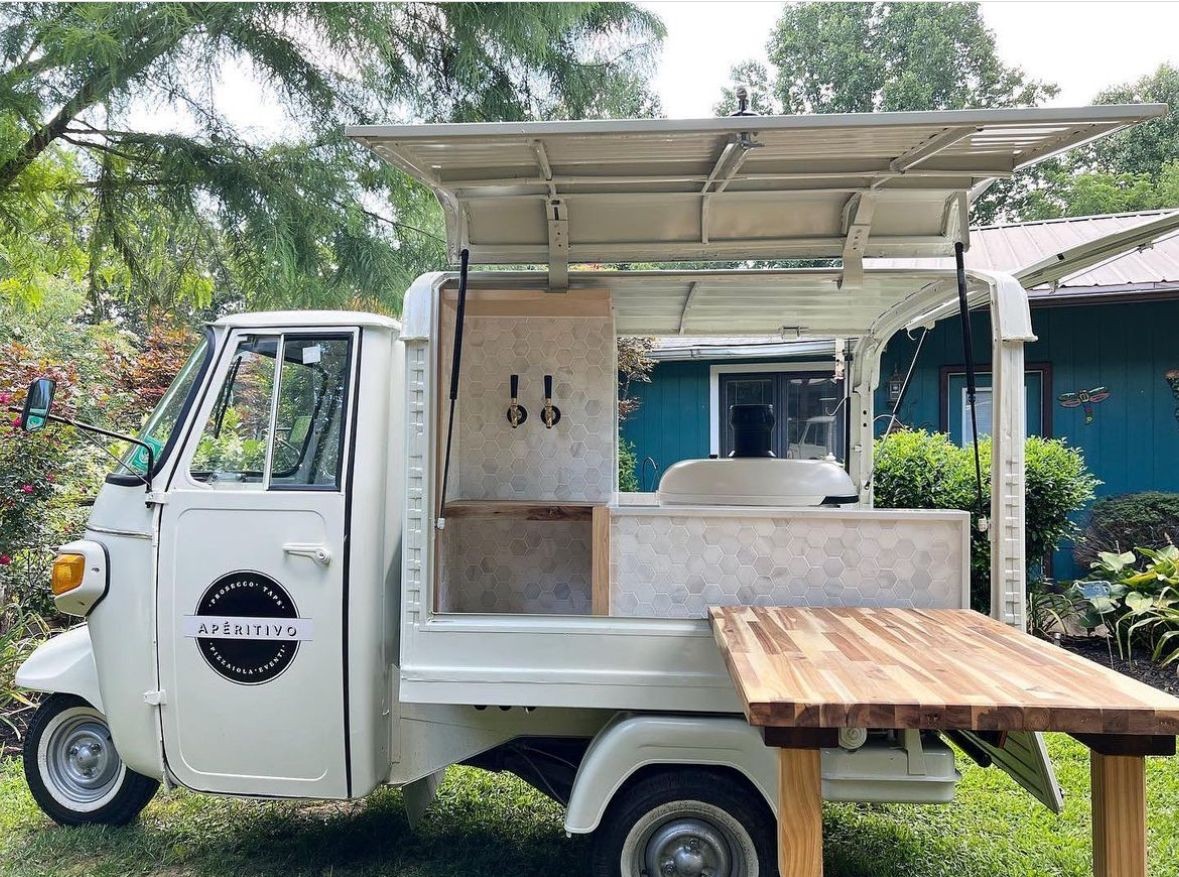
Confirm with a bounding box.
[0,13,195,190]
[343,200,445,243]
[45,178,184,191]
[3,51,57,84]
[57,134,147,165]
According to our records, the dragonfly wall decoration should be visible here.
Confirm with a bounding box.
[1166,369,1179,423]
[1058,386,1110,424]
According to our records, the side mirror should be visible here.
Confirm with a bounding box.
[20,378,56,432]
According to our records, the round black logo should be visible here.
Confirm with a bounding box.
[191,573,304,684]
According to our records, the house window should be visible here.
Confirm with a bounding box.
[715,369,846,462]
[941,365,1051,447]
[961,387,993,445]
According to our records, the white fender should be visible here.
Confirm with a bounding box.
[15,625,105,714]
[563,713,777,834]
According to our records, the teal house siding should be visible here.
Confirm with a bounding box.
[622,355,831,490]
[625,299,1179,579]
[621,360,712,490]
[877,299,1179,579]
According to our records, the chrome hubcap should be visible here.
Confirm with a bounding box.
[46,715,121,804]
[646,818,733,877]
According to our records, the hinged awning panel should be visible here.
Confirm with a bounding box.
[348,105,1164,266]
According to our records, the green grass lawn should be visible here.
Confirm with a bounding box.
[1,734,1177,876]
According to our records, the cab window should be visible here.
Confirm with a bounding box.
[191,335,277,487]
[270,337,352,489]
[190,333,352,489]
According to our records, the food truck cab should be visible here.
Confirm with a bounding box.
[13,105,1170,876]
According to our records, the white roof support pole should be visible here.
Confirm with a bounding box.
[987,273,1037,630]
[847,334,883,503]
[839,193,876,289]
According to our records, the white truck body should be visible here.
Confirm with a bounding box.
[17,105,1173,846]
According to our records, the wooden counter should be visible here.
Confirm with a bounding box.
[710,606,1179,877]
[441,500,596,521]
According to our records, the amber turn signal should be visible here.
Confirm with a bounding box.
[51,553,86,596]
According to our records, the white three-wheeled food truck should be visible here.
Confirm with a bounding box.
[11,105,1170,876]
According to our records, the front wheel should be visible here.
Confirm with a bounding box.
[23,694,159,826]
[590,768,777,877]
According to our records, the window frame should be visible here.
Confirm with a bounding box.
[267,332,355,493]
[938,362,1053,445]
[178,328,357,494]
[709,362,847,462]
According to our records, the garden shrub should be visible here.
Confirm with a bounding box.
[1075,491,1179,569]
[1,602,49,737]
[1070,545,1179,665]
[873,430,1098,611]
[0,308,192,619]
[0,342,99,616]
[618,437,639,492]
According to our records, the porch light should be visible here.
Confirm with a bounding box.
[887,367,905,405]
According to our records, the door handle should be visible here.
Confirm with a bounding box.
[283,543,332,566]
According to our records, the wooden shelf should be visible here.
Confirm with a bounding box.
[442,500,598,522]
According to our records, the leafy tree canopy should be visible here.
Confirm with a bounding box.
[715,3,1058,223]
[0,2,664,320]
[717,2,1056,116]
[1010,65,1179,221]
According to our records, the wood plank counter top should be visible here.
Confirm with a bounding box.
[441,500,596,521]
[709,606,1179,735]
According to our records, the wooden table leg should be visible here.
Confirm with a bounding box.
[778,747,823,877]
[1091,751,1146,877]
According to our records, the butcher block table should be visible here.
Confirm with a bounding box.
[709,606,1179,877]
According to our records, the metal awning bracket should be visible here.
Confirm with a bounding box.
[889,126,980,174]
[547,198,569,291]
[532,139,557,199]
[701,133,760,244]
[838,193,876,289]
[678,281,702,335]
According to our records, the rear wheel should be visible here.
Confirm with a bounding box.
[23,694,159,826]
[590,768,776,877]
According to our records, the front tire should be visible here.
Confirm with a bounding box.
[23,694,159,826]
[591,768,777,877]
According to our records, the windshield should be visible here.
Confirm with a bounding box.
[110,331,212,479]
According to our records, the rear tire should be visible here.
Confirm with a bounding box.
[23,694,159,826]
[590,768,777,877]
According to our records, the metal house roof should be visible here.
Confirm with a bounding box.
[874,209,1179,301]
[348,105,1164,282]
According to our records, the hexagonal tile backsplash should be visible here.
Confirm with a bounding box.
[608,512,968,618]
[440,519,592,614]
[453,315,616,503]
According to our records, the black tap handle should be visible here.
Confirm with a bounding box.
[544,374,553,400]
[510,373,519,399]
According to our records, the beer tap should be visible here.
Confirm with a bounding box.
[542,374,561,428]
[506,374,527,428]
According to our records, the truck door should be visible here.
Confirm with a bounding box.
[157,330,357,798]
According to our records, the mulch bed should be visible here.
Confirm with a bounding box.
[1059,635,1179,697]
[1,708,31,759]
